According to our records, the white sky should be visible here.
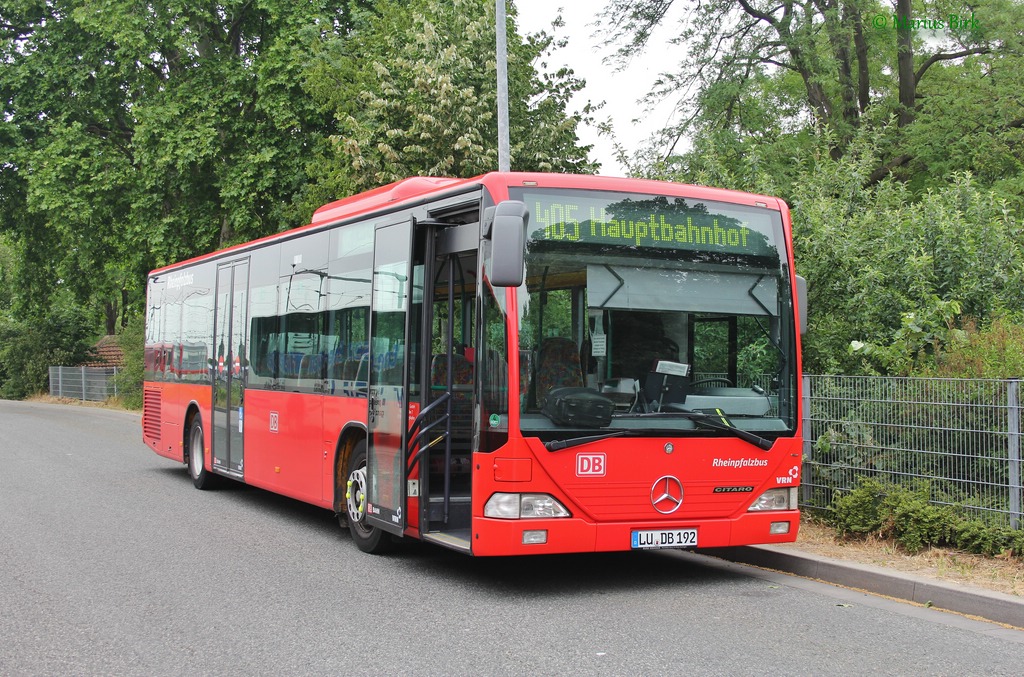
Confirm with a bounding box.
[512,0,684,176]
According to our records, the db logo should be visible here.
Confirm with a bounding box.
[576,453,606,477]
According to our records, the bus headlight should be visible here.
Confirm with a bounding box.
[484,493,571,519]
[748,487,799,511]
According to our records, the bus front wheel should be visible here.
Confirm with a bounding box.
[345,440,394,554]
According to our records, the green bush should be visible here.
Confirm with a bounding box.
[884,490,953,554]
[830,477,887,536]
[930,316,1024,379]
[825,475,1023,558]
[0,298,96,399]
[112,314,145,410]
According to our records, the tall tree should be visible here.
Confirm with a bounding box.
[1,0,594,338]
[600,0,1024,374]
[0,0,365,332]
[601,0,1021,184]
[302,0,597,201]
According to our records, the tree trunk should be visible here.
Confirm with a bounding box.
[850,5,871,113]
[896,0,916,126]
[104,299,118,336]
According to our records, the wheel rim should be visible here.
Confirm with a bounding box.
[347,464,369,532]
[189,424,203,479]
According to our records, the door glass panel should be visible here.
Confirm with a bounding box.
[366,221,412,534]
[213,260,248,476]
[229,261,249,473]
[213,266,232,471]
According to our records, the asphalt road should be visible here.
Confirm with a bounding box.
[2,399,1022,676]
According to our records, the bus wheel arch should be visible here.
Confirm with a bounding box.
[334,429,394,554]
[333,429,364,517]
[182,404,200,468]
[184,405,214,490]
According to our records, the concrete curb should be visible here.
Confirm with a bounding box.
[701,544,1024,629]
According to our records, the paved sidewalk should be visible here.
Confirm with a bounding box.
[701,544,1024,629]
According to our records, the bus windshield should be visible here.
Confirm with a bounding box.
[507,188,798,439]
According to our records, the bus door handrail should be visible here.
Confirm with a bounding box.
[406,391,451,474]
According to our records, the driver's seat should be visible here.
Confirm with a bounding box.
[535,337,583,406]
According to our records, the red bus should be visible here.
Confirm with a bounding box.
[142,172,806,555]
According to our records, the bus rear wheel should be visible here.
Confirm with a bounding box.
[345,440,394,554]
[187,415,215,490]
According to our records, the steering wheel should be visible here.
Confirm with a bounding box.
[690,377,734,387]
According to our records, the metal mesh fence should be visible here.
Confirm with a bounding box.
[48,366,119,402]
[801,375,1023,528]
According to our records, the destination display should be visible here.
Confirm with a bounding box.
[514,189,779,257]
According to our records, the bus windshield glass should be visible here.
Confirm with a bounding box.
[508,188,798,439]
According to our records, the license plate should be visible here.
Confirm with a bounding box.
[631,528,698,549]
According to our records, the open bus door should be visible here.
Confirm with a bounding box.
[365,209,482,552]
[212,258,249,478]
[365,219,415,538]
[414,220,479,552]
[364,202,508,553]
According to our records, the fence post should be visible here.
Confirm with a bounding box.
[801,375,812,505]
[1009,379,1021,530]
[113,367,118,398]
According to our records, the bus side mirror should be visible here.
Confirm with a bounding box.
[795,275,808,335]
[487,200,528,287]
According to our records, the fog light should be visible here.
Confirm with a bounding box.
[770,521,790,535]
[523,529,548,544]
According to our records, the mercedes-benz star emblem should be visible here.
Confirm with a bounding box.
[650,475,684,514]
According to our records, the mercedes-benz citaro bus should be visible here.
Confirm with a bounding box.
[143,172,806,556]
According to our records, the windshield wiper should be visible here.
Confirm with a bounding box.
[645,406,774,451]
[545,429,630,451]
[543,407,774,452]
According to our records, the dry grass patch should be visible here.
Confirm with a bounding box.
[784,518,1024,597]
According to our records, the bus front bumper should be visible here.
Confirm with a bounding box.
[468,510,800,556]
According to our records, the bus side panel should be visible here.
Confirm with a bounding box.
[143,380,174,459]
[143,380,211,464]
[244,389,327,507]
[321,394,369,511]
[160,381,185,462]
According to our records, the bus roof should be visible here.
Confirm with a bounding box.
[149,172,786,276]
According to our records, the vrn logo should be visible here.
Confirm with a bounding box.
[577,453,606,477]
[777,465,800,484]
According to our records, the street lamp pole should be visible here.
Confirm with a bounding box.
[496,0,511,172]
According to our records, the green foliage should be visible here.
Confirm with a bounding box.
[302,0,596,204]
[606,0,1024,194]
[0,235,14,313]
[0,294,96,399]
[830,477,888,537]
[113,313,146,410]
[0,0,367,343]
[929,317,1024,379]
[608,1,1024,376]
[794,162,1023,375]
[0,0,595,367]
[638,123,1024,375]
[826,476,1024,558]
